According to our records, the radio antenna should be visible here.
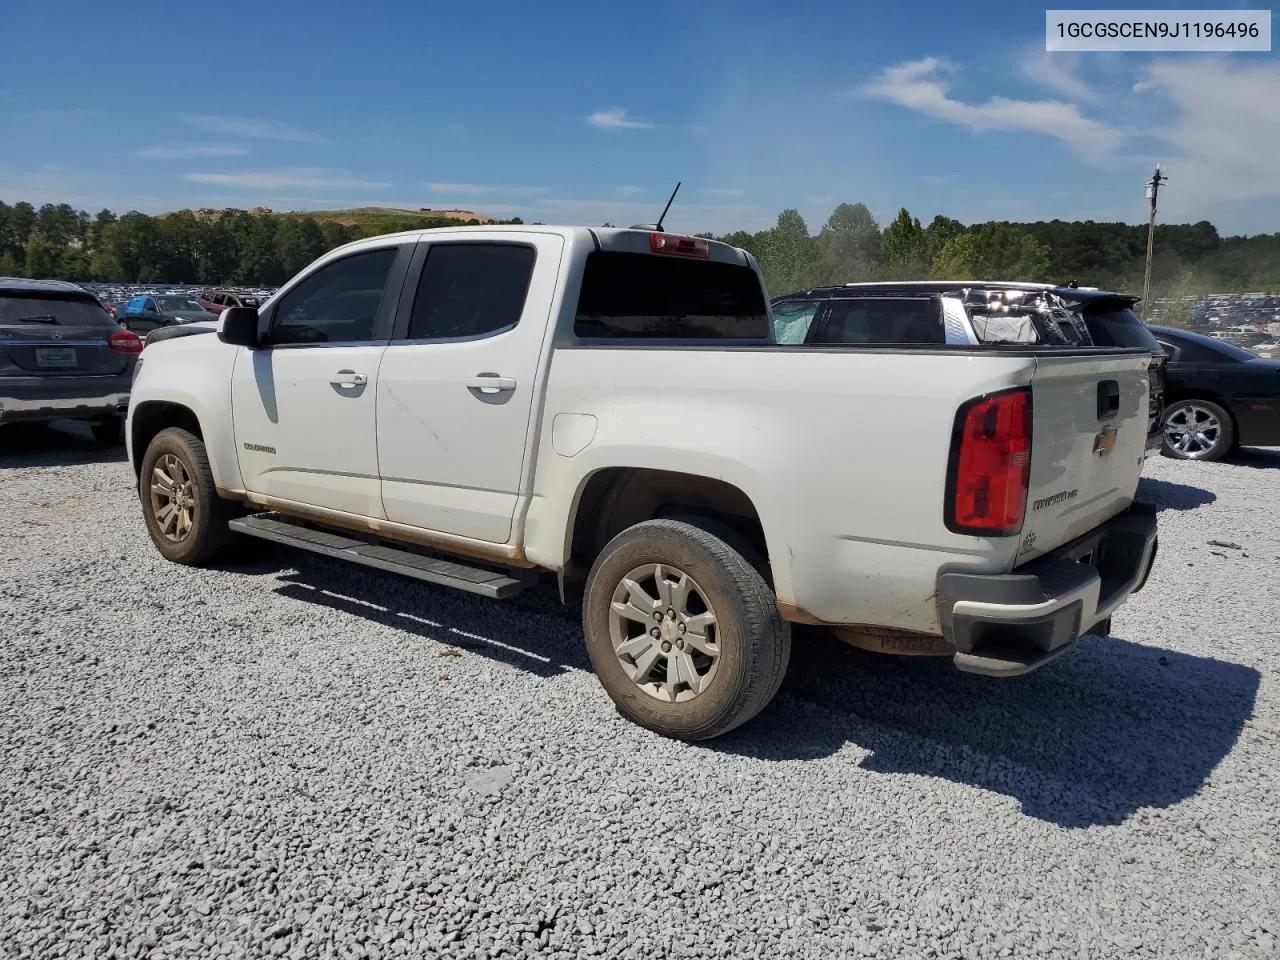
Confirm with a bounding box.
[654,182,681,232]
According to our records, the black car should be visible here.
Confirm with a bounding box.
[1148,325,1280,461]
[0,277,143,444]
[116,293,218,336]
[769,281,1166,453]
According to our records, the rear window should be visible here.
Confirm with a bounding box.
[574,251,769,340]
[1078,303,1160,351]
[0,292,118,328]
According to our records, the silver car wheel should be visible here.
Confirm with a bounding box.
[1164,402,1223,458]
[607,562,720,703]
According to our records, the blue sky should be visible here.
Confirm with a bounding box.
[2,0,1277,236]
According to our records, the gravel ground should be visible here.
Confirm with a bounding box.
[2,422,1277,960]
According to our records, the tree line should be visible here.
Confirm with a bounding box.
[0,202,521,287]
[710,204,1280,301]
[2,198,1278,300]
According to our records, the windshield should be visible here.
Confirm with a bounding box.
[574,252,769,340]
[0,292,118,327]
[156,295,205,313]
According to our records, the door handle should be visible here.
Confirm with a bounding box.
[330,370,368,388]
[465,374,516,394]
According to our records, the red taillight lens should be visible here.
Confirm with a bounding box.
[946,387,1032,536]
[649,232,710,258]
[108,330,144,356]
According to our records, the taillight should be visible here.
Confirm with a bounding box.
[108,330,144,356]
[945,387,1032,536]
[649,232,710,259]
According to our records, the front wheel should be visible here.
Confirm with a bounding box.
[582,519,791,740]
[139,427,240,565]
[1161,399,1234,461]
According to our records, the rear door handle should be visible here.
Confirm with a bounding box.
[330,370,368,388]
[465,374,516,394]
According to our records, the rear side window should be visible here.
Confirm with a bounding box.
[1079,304,1160,351]
[0,292,118,328]
[772,301,820,344]
[407,243,535,340]
[574,251,769,340]
[816,297,944,345]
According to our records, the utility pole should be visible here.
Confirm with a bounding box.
[1141,165,1168,324]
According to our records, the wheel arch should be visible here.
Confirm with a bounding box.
[558,466,783,606]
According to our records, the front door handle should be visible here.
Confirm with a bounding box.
[465,374,516,394]
[330,370,368,388]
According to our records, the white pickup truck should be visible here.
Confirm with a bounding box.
[127,225,1159,739]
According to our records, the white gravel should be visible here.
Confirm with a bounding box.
[2,423,1277,960]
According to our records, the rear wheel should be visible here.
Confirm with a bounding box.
[583,519,790,740]
[139,427,240,565]
[1161,399,1234,461]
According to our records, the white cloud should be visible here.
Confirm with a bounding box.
[181,115,327,142]
[703,187,745,196]
[1137,58,1280,211]
[859,57,1119,156]
[617,185,644,195]
[427,183,549,196]
[1020,49,1096,103]
[137,142,251,160]
[183,168,389,190]
[585,108,654,130]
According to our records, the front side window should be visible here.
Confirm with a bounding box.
[155,295,204,313]
[817,297,944,345]
[406,243,535,340]
[269,247,397,346]
[574,251,769,340]
[771,300,820,344]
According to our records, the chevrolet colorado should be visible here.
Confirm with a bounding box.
[127,226,1159,739]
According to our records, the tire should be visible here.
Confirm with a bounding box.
[1161,399,1234,462]
[90,417,124,447]
[138,427,239,565]
[582,519,791,740]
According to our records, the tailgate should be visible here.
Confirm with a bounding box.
[1017,351,1150,563]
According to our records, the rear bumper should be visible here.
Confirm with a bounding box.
[937,502,1158,677]
[0,376,131,424]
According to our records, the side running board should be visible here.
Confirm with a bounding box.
[228,513,534,600]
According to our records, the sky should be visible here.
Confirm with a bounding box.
[2,0,1277,237]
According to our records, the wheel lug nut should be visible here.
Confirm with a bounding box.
[661,641,671,653]
[650,627,661,639]
[676,639,684,650]
[667,609,675,619]
[678,623,686,633]
[653,611,663,622]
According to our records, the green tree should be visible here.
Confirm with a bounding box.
[882,207,928,275]
[817,202,882,282]
[275,217,327,277]
[0,249,24,277]
[758,209,815,294]
[24,233,61,278]
[11,202,37,247]
[932,234,982,280]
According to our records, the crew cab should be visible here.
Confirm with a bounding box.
[127,226,1159,739]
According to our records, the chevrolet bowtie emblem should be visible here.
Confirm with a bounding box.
[1093,426,1118,456]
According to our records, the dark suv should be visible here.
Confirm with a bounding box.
[0,278,143,444]
[770,281,1166,454]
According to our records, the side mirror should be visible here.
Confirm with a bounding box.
[219,306,262,348]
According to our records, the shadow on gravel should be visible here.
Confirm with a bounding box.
[710,627,1259,828]
[251,548,590,678]
[1227,447,1280,469]
[1136,476,1216,512]
[0,421,126,469]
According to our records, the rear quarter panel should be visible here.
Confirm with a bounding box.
[521,346,1043,633]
